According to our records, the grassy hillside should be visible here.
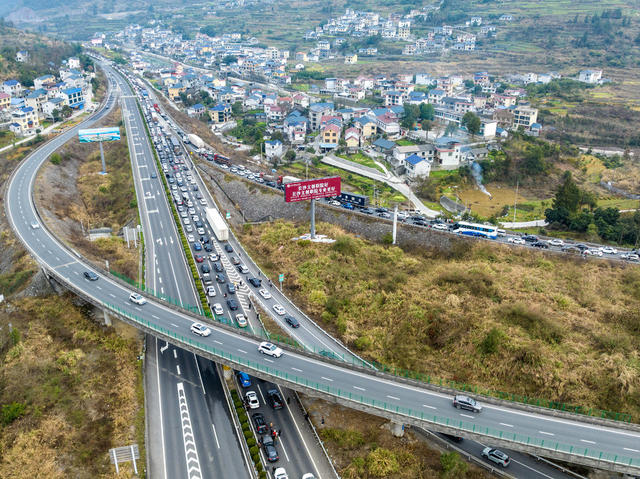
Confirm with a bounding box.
[238,220,640,421]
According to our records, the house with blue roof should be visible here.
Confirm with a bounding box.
[187,103,205,117]
[61,87,84,109]
[10,106,40,135]
[354,116,377,138]
[209,103,232,124]
[2,79,22,96]
[264,139,283,159]
[25,89,48,112]
[407,91,427,104]
[34,74,56,90]
[372,138,395,153]
[404,153,433,178]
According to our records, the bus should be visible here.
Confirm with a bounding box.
[170,137,180,154]
[450,221,498,239]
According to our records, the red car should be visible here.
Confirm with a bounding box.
[194,254,204,263]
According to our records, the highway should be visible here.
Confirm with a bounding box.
[140,81,330,479]
[115,65,251,479]
[6,62,640,475]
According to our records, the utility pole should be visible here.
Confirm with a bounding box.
[392,205,398,245]
[513,179,519,223]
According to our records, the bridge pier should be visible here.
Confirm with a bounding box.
[222,365,232,381]
[102,309,112,327]
[391,421,405,438]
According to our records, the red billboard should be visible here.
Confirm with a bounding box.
[285,176,341,203]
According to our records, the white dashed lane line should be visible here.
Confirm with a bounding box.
[539,431,555,436]
[500,423,514,428]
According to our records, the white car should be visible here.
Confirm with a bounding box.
[183,218,191,225]
[432,223,449,231]
[192,215,200,222]
[273,304,286,315]
[188,207,196,215]
[190,322,211,337]
[585,249,603,257]
[301,475,316,479]
[236,313,248,328]
[259,289,272,299]
[185,224,193,233]
[30,221,40,229]
[129,292,147,305]
[507,236,525,245]
[245,391,260,409]
[274,468,289,479]
[213,303,224,315]
[197,227,205,235]
[187,234,195,242]
[548,239,564,247]
[200,199,208,206]
[206,286,217,297]
[621,253,640,261]
[258,341,283,358]
[600,246,617,254]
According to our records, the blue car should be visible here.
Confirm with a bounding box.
[193,242,202,251]
[237,371,251,388]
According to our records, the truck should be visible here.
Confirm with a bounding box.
[151,112,159,123]
[188,133,205,149]
[214,154,231,166]
[339,192,369,208]
[205,208,229,242]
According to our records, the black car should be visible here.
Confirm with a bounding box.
[227,283,236,295]
[248,277,262,288]
[213,262,224,272]
[442,433,464,443]
[200,235,210,244]
[265,181,277,188]
[575,243,589,251]
[267,389,284,410]
[532,241,549,249]
[201,264,211,274]
[224,243,234,253]
[252,413,268,434]
[452,394,482,412]
[360,208,374,214]
[523,235,539,243]
[204,244,213,252]
[284,315,300,328]
[231,255,241,265]
[262,436,279,462]
[227,298,238,310]
[150,172,157,179]
[83,271,99,281]
[192,185,198,191]
[216,273,226,283]
[195,220,204,228]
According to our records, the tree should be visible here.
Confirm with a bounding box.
[421,120,432,134]
[461,112,481,136]
[222,55,238,65]
[419,103,435,121]
[440,452,468,479]
[284,149,296,163]
[444,122,458,136]
[414,175,438,201]
[231,100,243,116]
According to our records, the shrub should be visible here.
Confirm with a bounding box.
[366,448,399,477]
[2,402,26,425]
[320,428,365,449]
[479,327,505,355]
[49,153,62,165]
[246,437,256,448]
[381,232,393,245]
[243,429,253,440]
[258,472,267,479]
[440,451,468,478]
[249,445,259,457]
[502,303,563,344]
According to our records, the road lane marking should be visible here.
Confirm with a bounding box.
[96,286,102,290]
[152,314,160,319]
[170,323,179,328]
[291,367,302,372]
[213,340,223,345]
[539,431,554,436]
[237,349,247,354]
[624,447,640,452]
[264,358,273,363]
[460,414,474,419]
[176,365,181,375]
[386,395,400,401]
[176,383,201,478]
[423,404,436,410]
[499,423,514,428]
[354,386,366,391]
[321,376,333,382]
[109,293,116,298]
[580,439,596,444]
[173,349,177,359]
[211,424,220,449]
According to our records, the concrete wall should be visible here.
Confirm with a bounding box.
[197,162,475,254]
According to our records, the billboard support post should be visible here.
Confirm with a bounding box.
[310,199,316,239]
[392,205,398,245]
[99,141,107,175]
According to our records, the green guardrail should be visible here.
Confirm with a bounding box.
[102,300,640,470]
[109,268,634,424]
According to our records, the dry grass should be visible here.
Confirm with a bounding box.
[0,295,142,478]
[239,220,640,419]
[303,395,491,479]
[35,106,140,279]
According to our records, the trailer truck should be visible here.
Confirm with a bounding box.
[187,134,205,149]
[205,208,229,242]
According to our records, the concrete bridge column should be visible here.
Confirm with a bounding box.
[222,365,232,381]
[103,309,112,327]
[391,421,405,437]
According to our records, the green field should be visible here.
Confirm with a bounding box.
[337,152,385,173]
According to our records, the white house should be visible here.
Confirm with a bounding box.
[578,69,602,84]
[67,57,81,69]
[404,153,432,178]
[265,140,283,159]
[2,80,22,96]
[42,97,65,119]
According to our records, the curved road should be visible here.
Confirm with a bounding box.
[5,69,640,476]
